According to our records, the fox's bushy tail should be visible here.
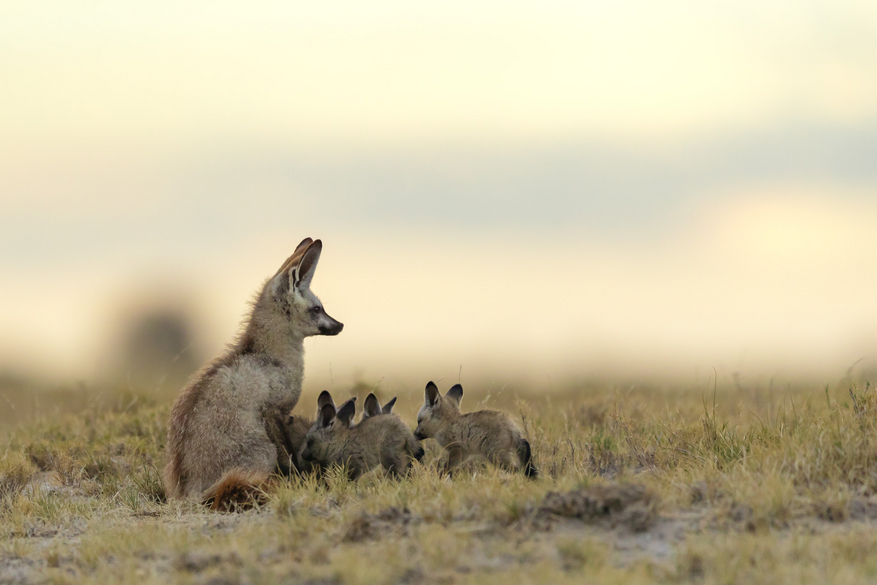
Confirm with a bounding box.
[517,439,538,479]
[201,469,270,511]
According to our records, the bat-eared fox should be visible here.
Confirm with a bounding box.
[301,391,424,479]
[164,238,343,510]
[415,381,537,478]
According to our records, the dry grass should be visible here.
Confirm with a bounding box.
[2,376,877,583]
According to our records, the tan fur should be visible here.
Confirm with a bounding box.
[415,382,537,477]
[163,238,343,502]
[202,469,271,511]
[302,396,423,479]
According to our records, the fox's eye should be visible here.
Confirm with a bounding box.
[309,306,322,314]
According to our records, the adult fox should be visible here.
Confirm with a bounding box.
[164,238,343,509]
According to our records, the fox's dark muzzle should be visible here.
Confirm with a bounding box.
[414,430,426,441]
[320,316,344,336]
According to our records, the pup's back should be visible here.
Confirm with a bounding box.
[350,415,424,477]
[459,410,520,457]
[303,394,423,479]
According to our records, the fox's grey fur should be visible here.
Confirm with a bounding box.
[360,393,398,422]
[164,238,344,504]
[301,392,424,479]
[414,381,537,478]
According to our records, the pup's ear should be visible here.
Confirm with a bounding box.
[319,403,336,428]
[294,240,322,291]
[317,390,335,410]
[381,397,397,415]
[336,398,357,427]
[363,393,382,418]
[425,381,440,407]
[446,384,463,405]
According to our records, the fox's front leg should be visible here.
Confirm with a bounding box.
[443,446,465,477]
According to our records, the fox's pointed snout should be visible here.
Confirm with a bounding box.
[320,316,344,336]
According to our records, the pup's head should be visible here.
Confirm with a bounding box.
[285,412,312,449]
[414,381,463,440]
[361,393,398,422]
[284,412,315,471]
[263,238,343,338]
[301,395,357,463]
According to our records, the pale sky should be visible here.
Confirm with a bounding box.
[3,1,877,153]
[2,1,877,388]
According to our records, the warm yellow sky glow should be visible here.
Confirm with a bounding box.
[2,1,877,388]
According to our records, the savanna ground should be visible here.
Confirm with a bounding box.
[3,373,877,585]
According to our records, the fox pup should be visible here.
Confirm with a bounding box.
[164,238,343,509]
[276,389,354,476]
[414,381,537,478]
[301,391,424,479]
[279,411,318,476]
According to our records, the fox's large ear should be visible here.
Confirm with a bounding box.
[317,390,335,410]
[274,238,314,277]
[446,384,463,405]
[363,393,381,418]
[319,403,336,428]
[269,238,313,299]
[425,381,440,407]
[381,397,397,415]
[294,240,322,291]
[293,237,314,256]
[336,398,357,427]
